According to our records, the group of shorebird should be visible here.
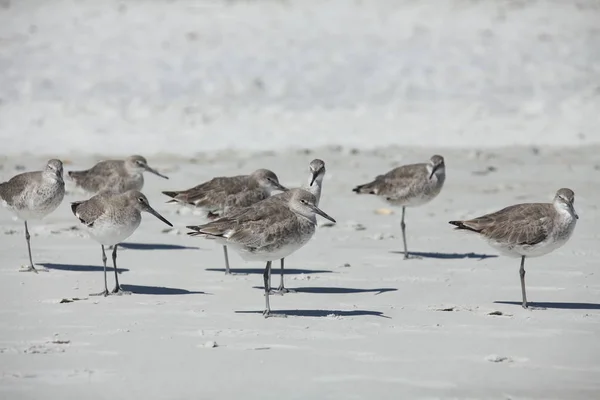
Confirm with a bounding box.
[0,154,578,316]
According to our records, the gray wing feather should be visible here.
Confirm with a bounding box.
[0,172,42,205]
[459,203,553,245]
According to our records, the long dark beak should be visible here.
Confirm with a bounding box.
[428,164,440,180]
[143,164,169,179]
[569,203,579,220]
[309,204,336,223]
[144,205,173,227]
[309,170,320,186]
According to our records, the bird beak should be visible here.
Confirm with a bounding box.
[273,181,288,192]
[145,205,173,227]
[309,170,320,187]
[429,164,440,180]
[309,204,336,223]
[143,164,169,179]
[569,203,579,220]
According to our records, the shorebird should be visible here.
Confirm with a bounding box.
[68,155,168,194]
[352,155,446,259]
[449,188,578,309]
[163,169,288,274]
[71,190,173,296]
[0,159,65,272]
[187,189,336,317]
[266,159,327,294]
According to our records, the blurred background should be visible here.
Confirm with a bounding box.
[1,0,599,156]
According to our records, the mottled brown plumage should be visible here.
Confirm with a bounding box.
[0,159,65,272]
[353,155,446,259]
[68,155,168,194]
[162,169,286,213]
[449,188,578,309]
[187,189,336,317]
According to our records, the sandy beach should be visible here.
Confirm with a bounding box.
[1,145,599,399]
[2,0,600,397]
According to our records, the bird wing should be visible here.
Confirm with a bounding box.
[70,193,112,227]
[222,189,272,215]
[353,163,427,199]
[69,160,124,192]
[460,203,553,245]
[0,172,41,205]
[188,200,295,249]
[171,175,249,207]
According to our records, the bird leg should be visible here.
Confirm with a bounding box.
[400,207,421,260]
[19,221,45,273]
[263,261,285,318]
[400,207,408,259]
[111,244,131,295]
[263,261,272,317]
[223,245,231,275]
[271,258,296,295]
[520,256,527,308]
[90,245,110,296]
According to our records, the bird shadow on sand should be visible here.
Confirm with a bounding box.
[120,284,209,295]
[494,301,600,310]
[390,251,498,260]
[42,263,129,274]
[235,309,390,318]
[252,286,397,295]
[118,242,199,251]
[206,268,333,275]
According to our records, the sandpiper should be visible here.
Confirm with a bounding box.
[187,189,336,317]
[266,159,327,293]
[0,159,65,272]
[163,169,287,274]
[353,155,446,259]
[71,190,173,296]
[449,188,578,309]
[68,155,168,194]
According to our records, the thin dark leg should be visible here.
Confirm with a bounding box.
[273,258,296,294]
[90,245,109,296]
[111,244,131,295]
[520,256,528,309]
[263,261,272,317]
[19,221,39,273]
[223,245,231,275]
[401,207,409,259]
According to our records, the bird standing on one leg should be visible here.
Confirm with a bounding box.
[449,188,578,309]
[71,190,173,296]
[353,155,446,259]
[0,159,65,272]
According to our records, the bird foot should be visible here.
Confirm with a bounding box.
[270,287,296,295]
[19,265,48,273]
[522,304,546,311]
[403,254,422,260]
[263,310,287,318]
[111,286,132,296]
[90,289,110,297]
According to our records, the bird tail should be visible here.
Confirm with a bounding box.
[162,191,182,204]
[352,182,377,194]
[448,220,481,233]
[67,170,83,182]
[70,201,84,217]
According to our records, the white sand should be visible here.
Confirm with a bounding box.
[1,146,599,399]
[1,0,600,155]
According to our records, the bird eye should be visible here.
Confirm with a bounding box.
[138,197,144,203]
